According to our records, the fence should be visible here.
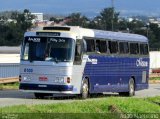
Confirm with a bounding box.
[0,63,19,78]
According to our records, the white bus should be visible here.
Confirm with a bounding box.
[19,26,149,99]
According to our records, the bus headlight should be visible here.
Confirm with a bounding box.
[23,76,31,81]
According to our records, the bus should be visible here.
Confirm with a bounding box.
[19,26,149,99]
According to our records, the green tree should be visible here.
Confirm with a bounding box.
[149,23,160,49]
[65,13,89,27]
[89,16,103,29]
[98,7,119,31]
[49,17,62,24]
[11,9,34,32]
[0,9,34,46]
[127,20,145,33]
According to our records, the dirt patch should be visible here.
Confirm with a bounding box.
[149,80,160,84]
[108,105,122,113]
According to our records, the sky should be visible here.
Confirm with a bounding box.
[0,0,160,17]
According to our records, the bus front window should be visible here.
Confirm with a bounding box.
[21,39,47,61]
[46,38,74,62]
[21,37,74,62]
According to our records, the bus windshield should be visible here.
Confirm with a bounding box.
[21,37,75,62]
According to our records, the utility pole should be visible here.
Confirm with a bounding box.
[111,0,114,31]
[146,23,150,38]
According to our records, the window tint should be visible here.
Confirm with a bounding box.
[96,40,107,53]
[130,43,139,54]
[108,41,118,54]
[119,42,129,54]
[140,44,149,55]
[85,39,95,52]
[144,44,149,55]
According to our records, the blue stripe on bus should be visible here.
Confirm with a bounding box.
[83,55,149,93]
[20,83,73,91]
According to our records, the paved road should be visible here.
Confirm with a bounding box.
[0,84,159,107]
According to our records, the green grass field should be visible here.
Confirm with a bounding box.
[0,96,160,119]
[0,82,159,119]
[150,77,160,80]
[0,83,19,90]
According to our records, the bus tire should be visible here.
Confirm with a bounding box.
[119,78,135,97]
[80,79,89,99]
[127,78,135,96]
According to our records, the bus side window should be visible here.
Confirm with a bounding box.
[96,40,101,53]
[108,41,118,54]
[96,40,107,54]
[140,44,149,55]
[119,42,129,54]
[144,44,149,55]
[140,44,144,55]
[130,43,139,55]
[85,39,95,52]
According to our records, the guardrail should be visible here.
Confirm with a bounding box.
[0,63,19,84]
[0,77,19,84]
[0,63,19,78]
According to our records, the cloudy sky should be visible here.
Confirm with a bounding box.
[0,0,159,16]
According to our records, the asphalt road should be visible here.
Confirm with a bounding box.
[0,84,159,107]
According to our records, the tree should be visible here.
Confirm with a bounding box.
[49,17,62,24]
[98,7,119,31]
[65,13,89,27]
[89,16,103,29]
[11,9,34,32]
[0,9,34,46]
[127,20,145,33]
[149,23,160,49]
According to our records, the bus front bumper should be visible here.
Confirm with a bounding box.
[19,83,74,92]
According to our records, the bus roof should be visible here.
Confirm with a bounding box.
[25,26,148,43]
[75,27,148,43]
[93,29,148,43]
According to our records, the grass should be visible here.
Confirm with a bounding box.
[150,77,160,80]
[0,82,19,90]
[0,96,160,119]
[146,96,160,105]
[0,82,159,118]
[110,97,160,113]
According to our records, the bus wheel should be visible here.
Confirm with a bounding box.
[128,78,135,96]
[119,78,135,97]
[81,79,89,99]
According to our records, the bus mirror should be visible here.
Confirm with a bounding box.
[74,39,83,65]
